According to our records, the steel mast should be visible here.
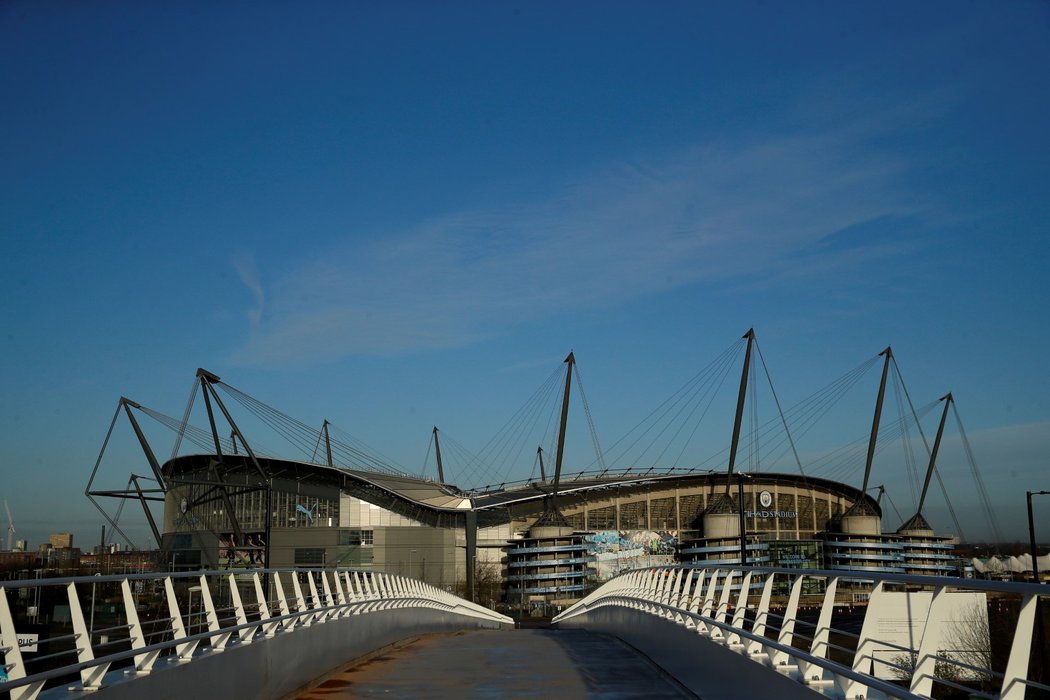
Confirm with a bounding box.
[724,328,755,493]
[432,426,445,483]
[899,392,953,532]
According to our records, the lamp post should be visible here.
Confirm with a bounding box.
[738,472,751,566]
[1027,491,1049,584]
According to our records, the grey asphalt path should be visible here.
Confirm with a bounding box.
[296,628,698,699]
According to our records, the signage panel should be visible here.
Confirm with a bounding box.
[18,633,38,653]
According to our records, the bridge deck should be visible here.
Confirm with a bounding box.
[296,628,696,699]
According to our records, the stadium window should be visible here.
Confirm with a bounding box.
[294,548,325,566]
[338,530,362,546]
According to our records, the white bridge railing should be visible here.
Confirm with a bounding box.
[554,565,1049,700]
[0,568,511,699]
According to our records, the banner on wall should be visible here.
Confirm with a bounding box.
[584,530,678,581]
[218,532,267,568]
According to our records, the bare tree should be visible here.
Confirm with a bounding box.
[455,559,502,607]
[889,600,992,693]
[940,600,993,689]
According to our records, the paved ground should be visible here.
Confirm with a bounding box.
[295,628,698,699]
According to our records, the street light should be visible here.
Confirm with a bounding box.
[1027,491,1049,584]
[737,472,752,566]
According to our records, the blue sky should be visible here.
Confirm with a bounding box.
[2,1,1048,549]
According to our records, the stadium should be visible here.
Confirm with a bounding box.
[89,334,972,612]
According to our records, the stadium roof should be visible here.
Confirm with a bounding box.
[163,454,875,516]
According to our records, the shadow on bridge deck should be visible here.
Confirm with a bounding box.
[296,628,697,699]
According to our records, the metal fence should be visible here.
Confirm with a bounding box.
[554,565,1050,699]
[0,568,511,699]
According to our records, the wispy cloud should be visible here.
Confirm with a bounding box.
[230,124,929,367]
[232,250,265,333]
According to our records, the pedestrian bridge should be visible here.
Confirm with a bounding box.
[1,566,1046,699]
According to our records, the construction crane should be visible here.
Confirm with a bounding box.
[4,500,14,551]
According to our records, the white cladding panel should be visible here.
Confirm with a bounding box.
[339,494,424,528]
[868,591,989,680]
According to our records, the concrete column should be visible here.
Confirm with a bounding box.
[464,511,477,603]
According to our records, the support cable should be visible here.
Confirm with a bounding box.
[420,433,434,480]
[807,404,938,483]
[952,403,1003,544]
[757,356,882,468]
[470,364,563,486]
[890,358,966,540]
[171,377,199,461]
[749,352,759,473]
[755,339,806,477]
[665,350,738,469]
[891,369,921,513]
[602,338,743,471]
[216,382,405,475]
[138,406,237,455]
[879,486,906,525]
[690,354,880,474]
[573,363,607,472]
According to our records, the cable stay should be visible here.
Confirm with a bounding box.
[804,349,963,539]
[930,468,965,542]
[889,357,966,540]
[466,363,564,487]
[170,375,199,462]
[420,429,435,480]
[871,485,905,525]
[806,402,939,483]
[324,422,407,475]
[421,428,489,489]
[463,352,614,490]
[136,404,239,456]
[747,348,759,474]
[755,338,806,478]
[310,420,335,467]
[727,356,884,475]
[596,336,745,472]
[590,345,887,487]
[686,353,884,476]
[213,380,406,476]
[890,367,922,513]
[454,351,608,492]
[897,393,953,533]
[573,362,607,473]
[951,401,1004,546]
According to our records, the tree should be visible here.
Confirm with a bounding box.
[888,600,992,695]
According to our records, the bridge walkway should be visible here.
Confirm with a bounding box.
[296,628,696,699]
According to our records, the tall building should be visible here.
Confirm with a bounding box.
[49,533,73,549]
